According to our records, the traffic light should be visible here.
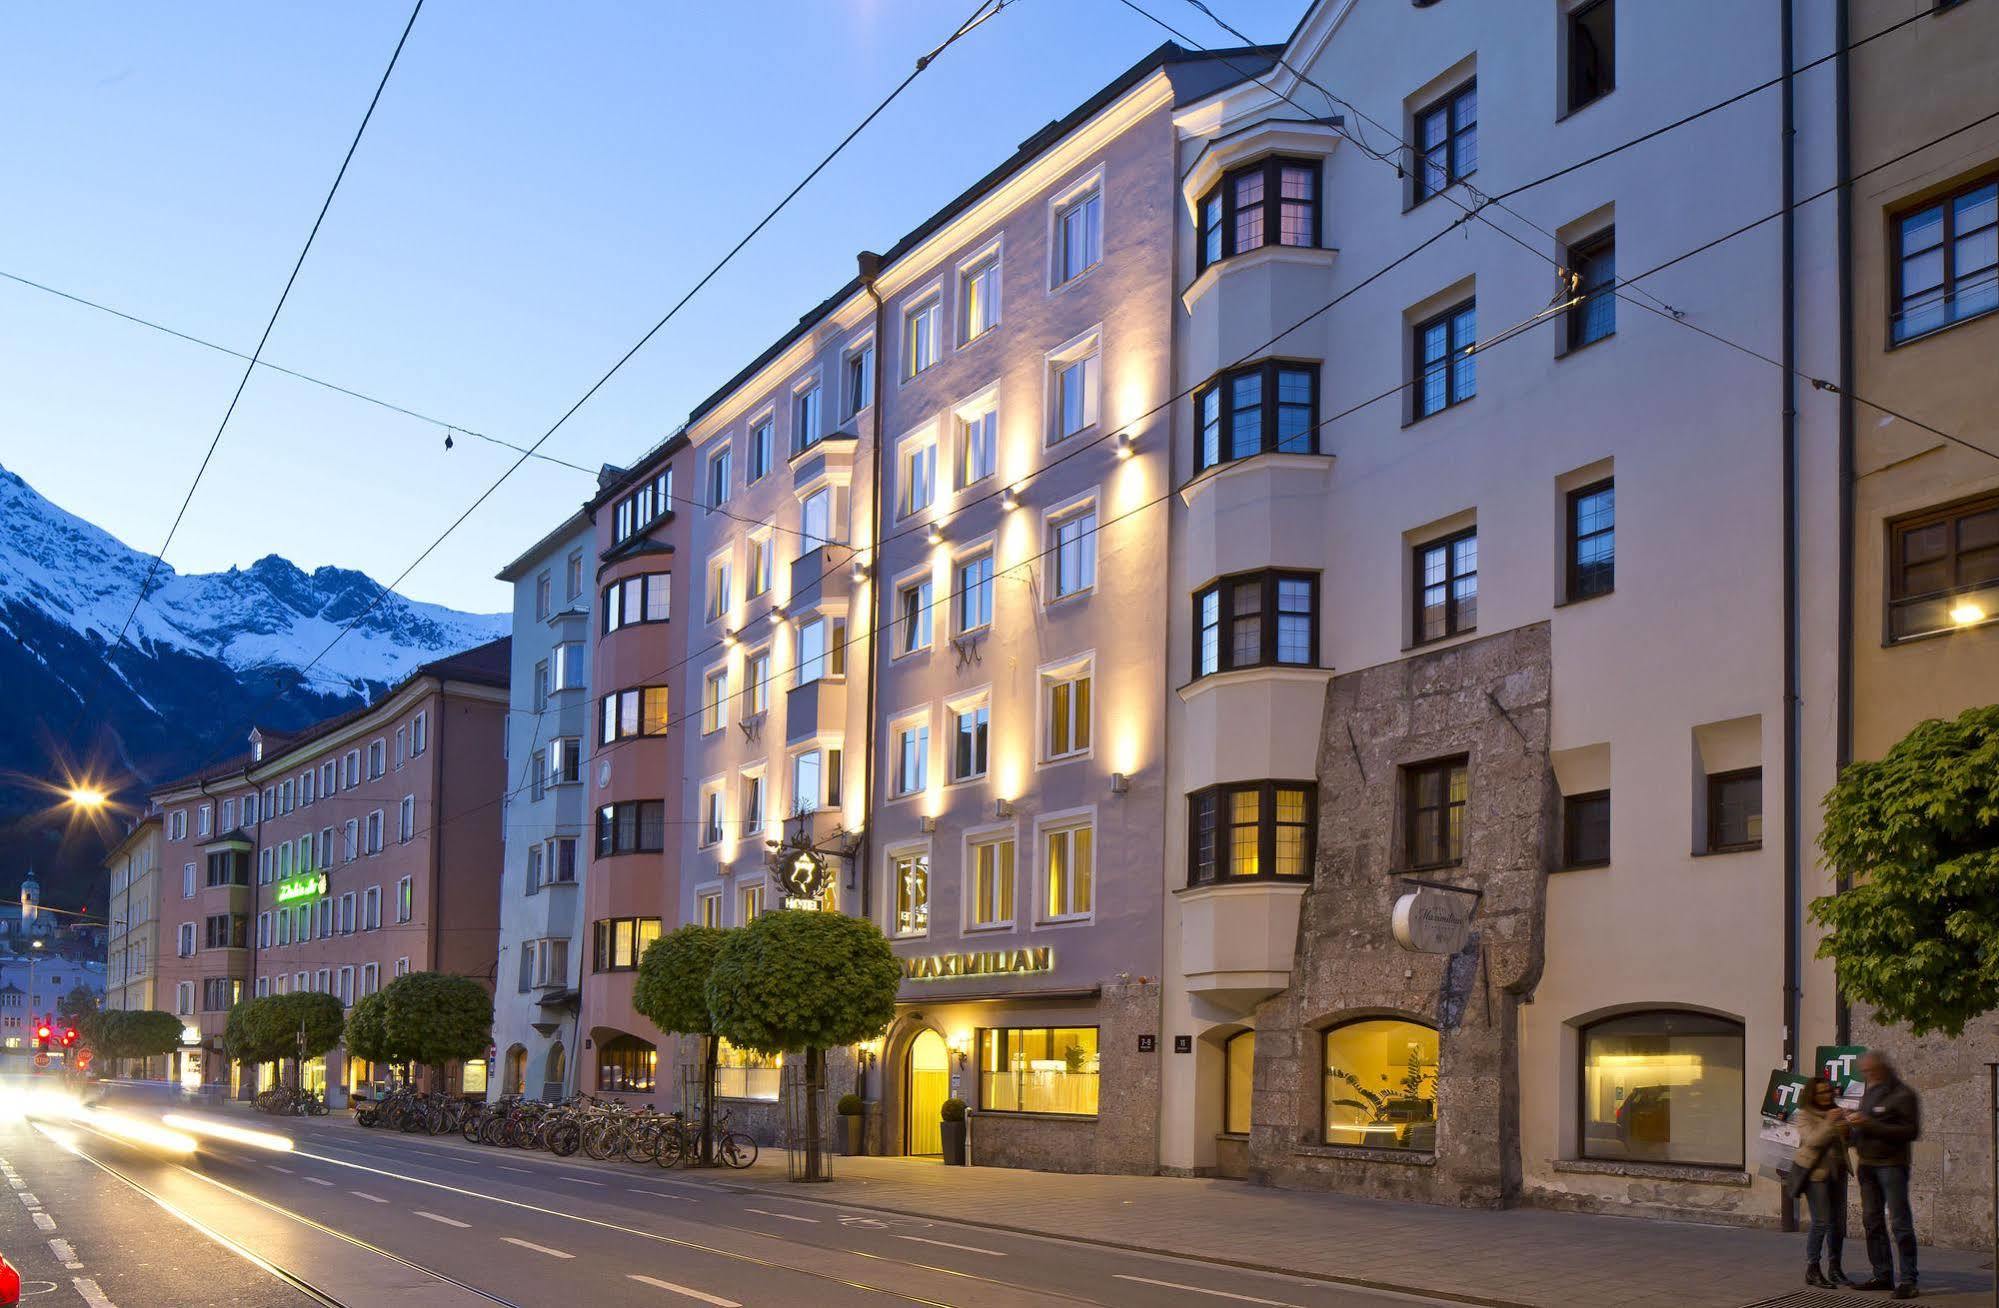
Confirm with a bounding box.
[34,1024,50,1052]
[59,1028,76,1048]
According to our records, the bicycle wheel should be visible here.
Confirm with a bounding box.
[462,1110,485,1143]
[653,1127,684,1169]
[581,1119,614,1161]
[356,1108,378,1128]
[546,1121,581,1158]
[720,1133,758,1169]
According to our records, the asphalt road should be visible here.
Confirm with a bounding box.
[0,1104,1470,1308]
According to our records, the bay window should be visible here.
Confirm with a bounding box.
[1187,781,1317,885]
[1196,156,1320,271]
[1193,569,1317,677]
[1194,360,1318,471]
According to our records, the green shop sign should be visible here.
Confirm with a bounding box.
[276,873,328,903]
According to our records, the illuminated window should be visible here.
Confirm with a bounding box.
[1322,1019,1437,1150]
[960,248,1001,344]
[715,1038,781,1101]
[904,293,942,378]
[1580,1010,1743,1168]
[892,850,929,938]
[968,836,1015,929]
[1042,664,1092,761]
[600,687,670,745]
[1224,1030,1256,1136]
[1196,157,1319,271]
[979,1026,1098,1116]
[1187,781,1316,885]
[792,383,822,455]
[596,1035,656,1094]
[591,917,661,973]
[1887,492,1999,639]
[1042,821,1093,921]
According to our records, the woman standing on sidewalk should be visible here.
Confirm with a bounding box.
[1795,1076,1852,1288]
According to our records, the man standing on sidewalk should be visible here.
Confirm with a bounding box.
[1847,1050,1922,1299]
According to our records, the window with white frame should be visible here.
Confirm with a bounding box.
[361,961,379,996]
[1049,330,1101,442]
[395,957,410,978]
[792,382,822,454]
[891,849,929,937]
[1042,819,1095,920]
[741,771,765,838]
[791,749,825,815]
[340,892,356,933]
[363,885,381,930]
[900,432,936,518]
[745,648,771,717]
[549,737,582,785]
[565,550,583,602]
[957,551,994,632]
[527,843,545,890]
[396,726,407,768]
[957,395,998,487]
[703,666,729,734]
[697,890,723,928]
[396,875,413,923]
[951,695,990,782]
[795,613,846,683]
[893,713,929,798]
[369,740,386,778]
[197,804,212,837]
[1051,505,1097,598]
[737,881,765,924]
[535,570,553,620]
[1043,660,1093,761]
[398,797,415,843]
[969,834,1016,929]
[747,415,773,483]
[707,443,733,508]
[552,641,585,691]
[177,922,196,957]
[344,749,360,789]
[960,246,1001,343]
[701,783,724,847]
[903,292,942,378]
[799,487,833,550]
[183,861,196,897]
[343,819,359,863]
[604,571,671,632]
[257,849,271,885]
[547,837,576,887]
[843,340,875,419]
[746,532,774,599]
[707,553,732,621]
[897,576,933,656]
[1053,179,1103,284]
[176,980,194,1015]
[366,809,384,854]
[169,810,186,841]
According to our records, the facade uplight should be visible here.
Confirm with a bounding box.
[1950,599,1987,627]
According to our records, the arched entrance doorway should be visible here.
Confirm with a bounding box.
[905,1030,949,1157]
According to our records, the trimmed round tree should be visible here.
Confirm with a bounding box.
[381,971,493,1091]
[707,910,901,1180]
[223,997,280,1071]
[1811,702,1999,1037]
[344,990,396,1082]
[113,1011,188,1069]
[266,992,346,1088]
[633,925,733,1163]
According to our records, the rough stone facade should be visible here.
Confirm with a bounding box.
[969,980,1164,1176]
[1856,1009,1997,1250]
[1250,624,1557,1206]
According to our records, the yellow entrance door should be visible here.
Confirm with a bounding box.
[906,1030,949,1156]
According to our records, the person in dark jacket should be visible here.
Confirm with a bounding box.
[1846,1050,1921,1298]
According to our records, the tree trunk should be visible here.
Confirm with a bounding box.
[803,1045,825,1182]
[701,1034,719,1167]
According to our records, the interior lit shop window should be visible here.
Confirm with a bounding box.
[1579,1010,1744,1168]
[1322,1019,1438,1150]
[978,1026,1099,1116]
[597,1035,657,1094]
[715,1038,782,1101]
[1224,1030,1256,1136]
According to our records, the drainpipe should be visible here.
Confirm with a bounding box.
[1780,0,1803,1234]
[1832,0,1855,1050]
[856,251,888,1050]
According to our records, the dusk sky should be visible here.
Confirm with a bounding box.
[0,1,1294,615]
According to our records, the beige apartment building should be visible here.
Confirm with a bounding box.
[1835,0,1999,1248]
[103,815,165,1078]
[152,763,261,1090]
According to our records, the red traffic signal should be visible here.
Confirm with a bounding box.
[59,1028,76,1047]
[34,1025,50,1043]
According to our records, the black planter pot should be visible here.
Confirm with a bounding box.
[940,1118,967,1166]
[841,1114,865,1156]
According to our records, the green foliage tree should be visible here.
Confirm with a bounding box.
[344,990,393,1074]
[105,1011,186,1064]
[633,925,733,1163]
[223,998,276,1066]
[707,910,901,1181]
[1810,703,1999,1037]
[263,992,346,1087]
[380,971,493,1088]
[56,985,99,1029]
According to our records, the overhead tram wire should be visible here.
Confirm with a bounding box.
[260,0,1016,700]
[93,1,426,667]
[141,0,1018,802]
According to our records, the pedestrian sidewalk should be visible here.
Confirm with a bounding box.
[708,1153,1991,1308]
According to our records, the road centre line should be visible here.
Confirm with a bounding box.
[892,1234,1005,1256]
[350,1190,389,1203]
[500,1236,573,1259]
[1113,1274,1303,1307]
[31,1210,56,1232]
[743,1207,818,1223]
[416,1210,471,1228]
[627,1274,742,1307]
[72,1278,117,1308]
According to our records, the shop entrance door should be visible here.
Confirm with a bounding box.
[906,1030,949,1156]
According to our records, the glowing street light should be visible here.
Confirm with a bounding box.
[63,787,108,810]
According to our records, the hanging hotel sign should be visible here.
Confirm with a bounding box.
[1392,884,1476,954]
[903,947,1053,981]
[276,872,328,903]
[773,845,832,911]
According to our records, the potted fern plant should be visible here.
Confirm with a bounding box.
[940,1097,968,1166]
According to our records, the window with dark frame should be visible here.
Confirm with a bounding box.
[594,801,665,857]
[1413,527,1478,644]
[1187,781,1317,886]
[1403,757,1468,870]
[1566,0,1615,113]
[1562,790,1611,868]
[1887,492,1999,639]
[1193,569,1318,678]
[591,918,661,972]
[1566,229,1616,349]
[1706,768,1763,852]
[602,572,672,633]
[1892,175,1998,342]
[1412,300,1476,419]
[1196,156,1320,272]
[611,467,674,546]
[1194,360,1319,472]
[1566,480,1615,601]
[1413,82,1477,203]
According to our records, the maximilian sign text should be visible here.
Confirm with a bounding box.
[904,947,1053,981]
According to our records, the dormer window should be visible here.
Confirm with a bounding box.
[1196,157,1320,272]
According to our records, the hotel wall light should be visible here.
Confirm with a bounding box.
[1110,772,1130,795]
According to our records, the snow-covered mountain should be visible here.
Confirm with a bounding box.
[0,461,507,910]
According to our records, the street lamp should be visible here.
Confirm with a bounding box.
[63,787,107,810]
